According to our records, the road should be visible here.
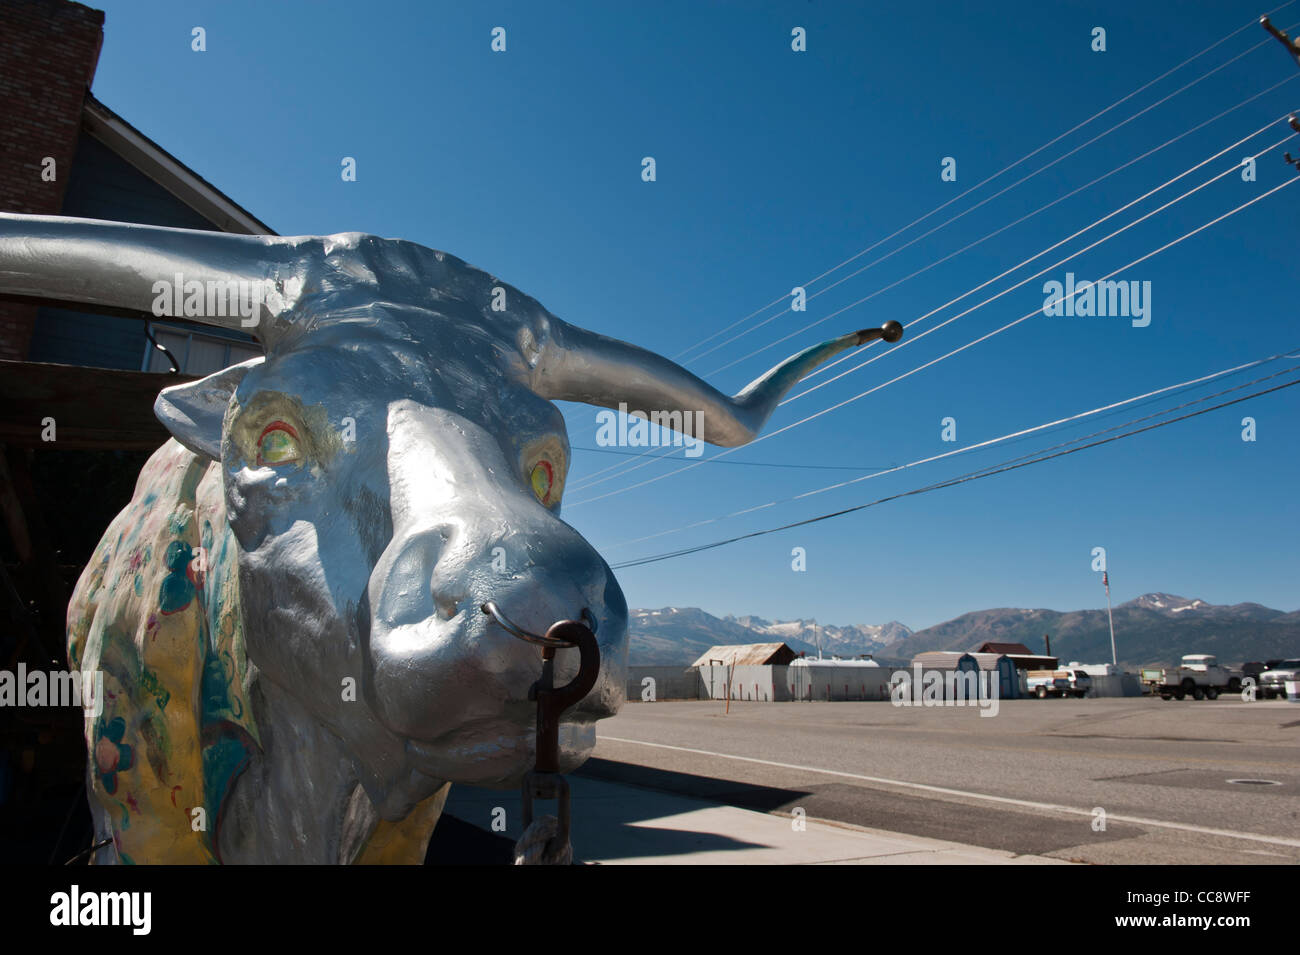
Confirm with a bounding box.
[584,697,1300,864]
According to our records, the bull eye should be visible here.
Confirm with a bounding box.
[256,421,301,467]
[530,459,554,505]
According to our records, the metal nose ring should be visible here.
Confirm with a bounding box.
[480,601,598,647]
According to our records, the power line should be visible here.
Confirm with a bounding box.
[781,129,1296,407]
[568,159,1299,503]
[940,362,1300,477]
[570,445,897,472]
[568,28,1300,488]
[601,352,1300,550]
[753,93,1300,385]
[684,16,1300,373]
[569,112,1297,492]
[669,3,1296,367]
[610,378,1300,569]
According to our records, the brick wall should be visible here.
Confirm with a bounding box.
[0,0,105,360]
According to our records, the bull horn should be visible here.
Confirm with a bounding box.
[532,318,904,447]
[0,213,303,346]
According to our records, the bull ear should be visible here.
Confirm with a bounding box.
[154,358,263,461]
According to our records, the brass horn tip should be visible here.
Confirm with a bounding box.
[880,320,904,343]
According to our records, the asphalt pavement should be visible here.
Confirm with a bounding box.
[579,697,1300,864]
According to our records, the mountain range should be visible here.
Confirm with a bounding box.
[628,593,1300,667]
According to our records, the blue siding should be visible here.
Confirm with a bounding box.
[26,133,259,368]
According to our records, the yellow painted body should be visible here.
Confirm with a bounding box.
[67,439,444,864]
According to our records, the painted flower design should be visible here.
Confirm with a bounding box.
[94,717,134,795]
[158,540,196,614]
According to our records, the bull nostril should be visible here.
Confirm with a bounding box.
[434,594,462,620]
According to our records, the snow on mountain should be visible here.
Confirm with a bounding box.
[1128,593,1208,613]
[888,594,1298,667]
[627,607,914,664]
[628,595,1297,667]
[727,614,912,654]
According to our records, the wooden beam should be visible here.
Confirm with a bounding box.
[0,360,194,450]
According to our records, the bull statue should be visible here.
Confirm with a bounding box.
[0,213,902,863]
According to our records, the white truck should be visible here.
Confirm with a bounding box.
[1145,654,1243,700]
[1027,668,1093,698]
[1257,659,1300,700]
[1027,670,1071,698]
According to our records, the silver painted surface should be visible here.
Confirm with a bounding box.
[0,213,891,862]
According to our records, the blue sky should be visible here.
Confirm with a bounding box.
[89,0,1299,630]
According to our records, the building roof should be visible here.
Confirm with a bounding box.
[692,643,797,667]
[910,650,1061,671]
[912,651,1002,671]
[1002,654,1059,669]
[975,641,1034,655]
[790,657,880,667]
[81,94,276,236]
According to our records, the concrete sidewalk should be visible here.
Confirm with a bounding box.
[440,774,1071,865]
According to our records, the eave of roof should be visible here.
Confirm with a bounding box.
[692,643,794,667]
[977,642,1033,655]
[81,94,277,236]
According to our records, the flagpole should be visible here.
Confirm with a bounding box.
[1104,569,1117,666]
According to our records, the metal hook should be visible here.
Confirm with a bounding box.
[480,600,597,646]
[486,607,603,863]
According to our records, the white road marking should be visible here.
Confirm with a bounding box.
[600,735,1300,850]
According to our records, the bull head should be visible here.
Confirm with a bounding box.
[0,213,901,862]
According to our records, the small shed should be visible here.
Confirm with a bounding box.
[693,643,798,702]
[912,651,1002,671]
[909,651,1023,700]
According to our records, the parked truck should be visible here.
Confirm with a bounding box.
[1027,669,1091,698]
[1064,668,1092,697]
[1257,659,1300,700]
[1143,654,1243,700]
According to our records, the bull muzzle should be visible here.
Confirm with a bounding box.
[480,602,601,773]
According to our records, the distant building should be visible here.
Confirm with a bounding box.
[691,643,797,667]
[0,0,276,704]
[975,641,1032,654]
[790,656,880,667]
[915,651,1009,671]
[0,0,272,372]
[910,651,1025,699]
[789,656,892,701]
[973,641,1057,671]
[688,643,896,702]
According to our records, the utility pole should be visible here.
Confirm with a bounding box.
[1260,18,1300,172]
[1261,16,1300,69]
[1284,114,1300,173]
[1103,569,1117,667]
